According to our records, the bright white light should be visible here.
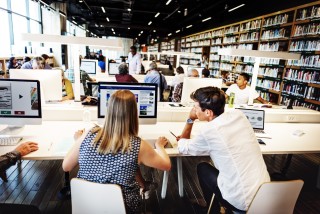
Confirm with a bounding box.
[202,17,211,22]
[153,30,156,32]
[73,21,78,25]
[128,27,130,29]
[86,29,89,32]
[111,28,114,31]
[186,25,192,28]
[168,33,172,36]
[59,12,66,17]
[113,32,115,34]
[95,24,98,27]
[128,8,131,11]
[148,21,152,25]
[166,0,172,6]
[138,34,141,36]
[155,12,160,17]
[140,31,143,34]
[228,4,245,12]
[101,7,105,13]
[106,17,110,22]
[176,30,180,33]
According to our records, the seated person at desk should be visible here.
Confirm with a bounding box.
[79,58,96,96]
[115,63,138,83]
[62,90,171,213]
[221,71,236,86]
[225,73,268,104]
[171,82,183,102]
[60,69,74,101]
[1,142,38,182]
[171,66,185,88]
[41,54,53,69]
[144,62,168,101]
[98,55,106,73]
[177,87,270,213]
[202,68,210,78]
[21,56,45,69]
[188,69,199,78]
[7,57,21,70]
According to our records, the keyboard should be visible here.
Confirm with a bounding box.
[0,137,23,146]
[254,129,265,134]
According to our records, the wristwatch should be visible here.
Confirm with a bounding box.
[186,118,194,124]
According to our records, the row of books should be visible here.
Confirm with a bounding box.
[240,20,261,31]
[283,83,319,100]
[261,28,288,40]
[284,69,319,83]
[186,32,211,42]
[293,23,320,37]
[220,63,233,71]
[212,29,224,37]
[239,32,259,42]
[191,40,210,47]
[289,40,320,51]
[209,54,220,61]
[236,65,253,73]
[225,26,239,34]
[287,55,320,68]
[258,67,281,78]
[257,79,281,91]
[212,38,222,45]
[238,44,253,50]
[191,47,202,53]
[263,14,289,27]
[223,36,238,44]
[209,62,220,69]
[259,42,280,51]
[281,97,319,111]
[257,91,278,103]
[296,6,320,20]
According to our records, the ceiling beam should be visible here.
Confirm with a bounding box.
[90,23,169,32]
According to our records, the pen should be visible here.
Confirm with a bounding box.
[169,131,177,138]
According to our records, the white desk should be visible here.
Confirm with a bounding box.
[1,121,319,198]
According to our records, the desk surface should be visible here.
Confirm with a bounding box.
[0,121,319,160]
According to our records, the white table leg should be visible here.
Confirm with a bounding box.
[161,171,169,199]
[177,157,184,197]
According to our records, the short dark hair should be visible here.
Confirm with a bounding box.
[240,73,250,81]
[130,46,137,51]
[190,86,225,116]
[176,66,184,74]
[118,63,129,75]
[41,54,49,60]
[202,68,210,78]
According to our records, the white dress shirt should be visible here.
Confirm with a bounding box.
[225,84,259,104]
[178,109,270,210]
[128,52,141,74]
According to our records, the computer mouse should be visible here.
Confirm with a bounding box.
[292,130,305,137]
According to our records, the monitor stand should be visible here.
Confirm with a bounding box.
[0,125,25,136]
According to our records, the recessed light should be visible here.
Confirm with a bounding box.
[155,12,160,17]
[113,32,115,34]
[202,17,211,22]
[95,24,98,27]
[178,10,181,13]
[140,31,143,34]
[106,17,110,22]
[186,25,193,28]
[128,27,130,29]
[128,8,131,12]
[101,7,105,13]
[138,34,141,36]
[111,28,114,31]
[228,4,245,12]
[153,30,156,32]
[168,33,172,36]
[166,0,172,5]
[148,21,152,25]
[176,30,180,33]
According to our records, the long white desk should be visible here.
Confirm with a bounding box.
[1,121,319,198]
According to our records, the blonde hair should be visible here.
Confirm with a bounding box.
[93,90,139,154]
[32,56,45,69]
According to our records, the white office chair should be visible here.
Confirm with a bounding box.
[247,180,304,214]
[71,178,126,214]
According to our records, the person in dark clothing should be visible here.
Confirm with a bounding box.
[115,63,138,83]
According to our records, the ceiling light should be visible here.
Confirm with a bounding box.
[155,12,160,17]
[228,4,245,12]
[111,28,114,31]
[72,16,75,20]
[100,25,103,27]
[176,30,180,33]
[184,8,188,16]
[153,30,156,32]
[140,31,143,34]
[128,27,130,29]
[168,33,172,36]
[79,0,83,2]
[95,24,98,27]
[101,7,105,13]
[106,17,110,22]
[166,0,172,5]
[86,29,89,32]
[113,32,115,34]
[73,21,78,25]
[59,12,66,17]
[202,17,211,22]
[138,34,141,36]
[128,8,131,12]
[178,10,181,13]
[155,39,157,42]
[186,25,193,28]
[135,38,137,39]
[148,21,152,25]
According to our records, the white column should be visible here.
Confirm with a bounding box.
[248,57,260,106]
[73,45,81,101]
[176,55,180,68]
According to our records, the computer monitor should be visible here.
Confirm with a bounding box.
[108,62,121,75]
[0,79,42,126]
[180,77,223,104]
[81,59,97,74]
[9,69,62,102]
[98,82,158,124]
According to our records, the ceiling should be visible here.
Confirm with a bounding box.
[43,0,317,44]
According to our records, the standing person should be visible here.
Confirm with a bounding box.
[144,62,168,101]
[98,55,106,73]
[200,53,209,69]
[225,73,268,104]
[62,90,171,213]
[177,86,270,213]
[128,46,141,74]
[115,63,138,83]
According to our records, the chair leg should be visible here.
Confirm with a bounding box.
[177,157,184,197]
[161,171,169,199]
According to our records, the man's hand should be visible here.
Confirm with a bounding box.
[189,107,198,121]
[155,137,168,148]
[15,142,39,156]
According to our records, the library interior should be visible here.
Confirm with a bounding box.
[0,0,319,213]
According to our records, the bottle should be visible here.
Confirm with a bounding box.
[228,92,235,108]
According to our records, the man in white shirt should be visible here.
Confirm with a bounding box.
[128,46,141,74]
[177,86,270,213]
[225,73,268,104]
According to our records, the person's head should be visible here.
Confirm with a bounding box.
[32,56,45,69]
[190,86,225,120]
[189,69,199,77]
[41,54,49,61]
[8,57,17,67]
[95,90,139,154]
[130,46,137,55]
[98,55,105,61]
[202,68,210,78]
[23,56,31,64]
[176,66,184,74]
[149,61,157,71]
[118,63,129,75]
[202,53,208,59]
[237,73,250,88]
[221,71,229,79]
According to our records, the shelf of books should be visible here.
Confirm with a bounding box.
[160,39,176,66]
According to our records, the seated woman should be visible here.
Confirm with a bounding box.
[115,63,138,83]
[7,57,21,70]
[171,66,185,88]
[60,69,74,100]
[62,90,171,213]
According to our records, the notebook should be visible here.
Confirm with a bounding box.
[236,108,272,139]
[143,134,174,149]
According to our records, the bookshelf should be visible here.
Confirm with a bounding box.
[160,39,176,67]
[180,1,320,110]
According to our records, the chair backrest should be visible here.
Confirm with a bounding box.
[71,178,126,214]
[247,180,304,214]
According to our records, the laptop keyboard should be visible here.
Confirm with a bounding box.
[254,129,265,134]
[0,137,23,146]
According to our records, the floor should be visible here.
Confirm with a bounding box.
[0,154,319,213]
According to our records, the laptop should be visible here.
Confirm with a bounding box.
[236,108,272,139]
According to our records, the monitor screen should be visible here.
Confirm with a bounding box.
[236,108,265,130]
[181,77,223,104]
[108,62,121,75]
[81,59,97,74]
[98,82,158,124]
[0,79,42,126]
[9,69,62,102]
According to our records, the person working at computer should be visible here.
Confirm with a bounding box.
[176,86,270,213]
[189,69,199,78]
[171,66,185,88]
[144,62,168,101]
[115,63,138,83]
[0,142,38,182]
[202,68,210,78]
[225,73,268,104]
[41,54,53,69]
[21,56,45,69]
[128,46,141,74]
[98,55,106,73]
[7,57,21,70]
[60,69,74,101]
[62,90,171,213]
[79,58,96,96]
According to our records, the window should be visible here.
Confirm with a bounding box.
[0,10,11,57]
[11,0,27,16]
[12,14,28,55]
[29,0,40,21]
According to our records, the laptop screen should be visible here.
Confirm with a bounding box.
[236,108,265,130]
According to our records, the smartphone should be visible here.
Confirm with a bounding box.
[257,139,266,145]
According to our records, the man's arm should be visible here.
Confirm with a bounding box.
[256,96,269,104]
[179,108,198,139]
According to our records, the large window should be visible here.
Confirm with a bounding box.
[11,0,27,16]
[29,0,40,21]
[0,10,11,57]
